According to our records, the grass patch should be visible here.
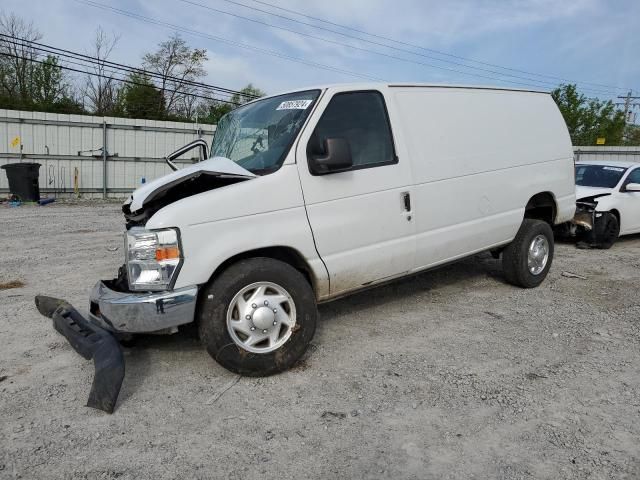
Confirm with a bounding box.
[0,280,25,290]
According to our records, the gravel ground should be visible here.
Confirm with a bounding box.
[1,201,639,480]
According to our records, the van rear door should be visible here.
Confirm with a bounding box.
[295,89,415,296]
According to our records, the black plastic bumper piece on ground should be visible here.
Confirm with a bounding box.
[34,295,125,414]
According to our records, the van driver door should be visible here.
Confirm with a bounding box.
[295,89,415,296]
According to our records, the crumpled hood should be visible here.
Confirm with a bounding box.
[576,185,613,202]
[125,157,255,213]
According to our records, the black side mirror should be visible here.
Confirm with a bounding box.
[165,139,209,171]
[309,137,353,175]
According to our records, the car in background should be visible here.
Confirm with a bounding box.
[568,160,640,248]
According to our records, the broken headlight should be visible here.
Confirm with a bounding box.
[125,227,182,291]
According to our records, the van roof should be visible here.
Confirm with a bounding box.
[388,83,548,94]
[255,82,549,103]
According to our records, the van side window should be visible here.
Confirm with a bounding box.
[308,91,396,170]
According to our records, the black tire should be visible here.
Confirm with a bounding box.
[502,219,554,288]
[595,212,619,249]
[197,257,317,376]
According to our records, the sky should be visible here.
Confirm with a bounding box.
[3,0,639,103]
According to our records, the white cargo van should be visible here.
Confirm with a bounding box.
[40,83,576,383]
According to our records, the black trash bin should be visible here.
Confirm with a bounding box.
[1,162,41,202]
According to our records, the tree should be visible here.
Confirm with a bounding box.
[31,55,63,106]
[230,83,265,105]
[196,100,233,124]
[551,84,626,146]
[120,73,165,119]
[0,11,41,106]
[0,12,83,114]
[195,84,265,124]
[623,124,640,146]
[32,56,83,113]
[0,14,266,121]
[83,27,120,115]
[142,34,207,117]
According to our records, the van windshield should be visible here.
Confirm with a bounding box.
[211,90,320,175]
[575,164,628,188]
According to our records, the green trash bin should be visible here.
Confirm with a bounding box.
[1,162,41,202]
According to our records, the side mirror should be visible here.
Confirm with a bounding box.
[308,137,353,175]
[624,182,640,192]
[165,139,209,171]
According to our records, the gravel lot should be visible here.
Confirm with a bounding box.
[1,201,639,479]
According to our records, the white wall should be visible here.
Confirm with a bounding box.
[573,146,640,164]
[0,109,215,198]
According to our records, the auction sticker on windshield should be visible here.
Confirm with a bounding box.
[276,99,313,110]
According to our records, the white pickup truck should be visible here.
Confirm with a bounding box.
[36,83,575,411]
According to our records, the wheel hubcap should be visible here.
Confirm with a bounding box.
[252,307,275,330]
[528,234,549,275]
[226,282,296,354]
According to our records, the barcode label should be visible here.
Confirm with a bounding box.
[276,100,313,110]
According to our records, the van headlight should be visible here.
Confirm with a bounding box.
[125,227,182,291]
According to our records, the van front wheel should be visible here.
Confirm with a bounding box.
[502,219,554,288]
[197,257,317,376]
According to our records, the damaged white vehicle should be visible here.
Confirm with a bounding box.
[35,83,576,412]
[568,160,640,248]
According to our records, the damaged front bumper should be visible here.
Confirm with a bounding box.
[35,296,125,413]
[572,202,596,231]
[34,282,198,413]
[561,201,609,246]
[89,281,198,333]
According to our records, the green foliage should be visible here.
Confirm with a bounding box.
[0,54,82,113]
[230,83,266,105]
[196,84,266,125]
[196,101,233,125]
[120,73,165,120]
[551,84,626,146]
[624,125,640,146]
[31,56,65,107]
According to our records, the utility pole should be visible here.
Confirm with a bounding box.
[616,90,640,125]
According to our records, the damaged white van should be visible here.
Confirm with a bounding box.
[36,83,575,411]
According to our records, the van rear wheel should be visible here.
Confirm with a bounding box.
[502,219,554,288]
[197,257,317,376]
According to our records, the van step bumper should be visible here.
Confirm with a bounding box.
[34,295,125,414]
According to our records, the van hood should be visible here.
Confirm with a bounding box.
[575,185,612,202]
[124,157,255,213]
[123,157,256,227]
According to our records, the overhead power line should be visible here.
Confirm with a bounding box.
[0,33,251,101]
[240,0,635,94]
[79,0,596,94]
[75,0,384,82]
[179,0,592,94]
[32,48,238,103]
[0,50,241,105]
[615,91,640,125]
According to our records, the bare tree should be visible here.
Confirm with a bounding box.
[142,33,207,117]
[83,26,120,115]
[0,11,42,104]
[174,85,200,119]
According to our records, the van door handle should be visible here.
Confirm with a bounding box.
[402,192,411,212]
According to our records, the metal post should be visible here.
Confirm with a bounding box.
[102,120,107,199]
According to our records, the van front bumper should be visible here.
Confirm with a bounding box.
[89,281,198,333]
